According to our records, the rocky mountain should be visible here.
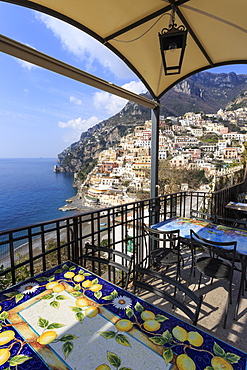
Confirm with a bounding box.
[57,71,247,173]
[226,89,247,110]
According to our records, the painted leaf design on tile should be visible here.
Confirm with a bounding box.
[99,331,116,339]
[75,312,85,323]
[56,295,68,300]
[126,308,134,318]
[134,302,144,312]
[155,314,168,322]
[102,290,118,300]
[50,301,60,309]
[59,334,78,341]
[115,334,131,347]
[149,336,166,345]
[162,348,173,364]
[38,317,49,328]
[225,353,241,364]
[41,294,53,300]
[94,291,102,299]
[62,341,74,359]
[107,351,121,368]
[213,342,225,357]
[162,330,173,344]
[8,355,32,366]
[47,323,65,330]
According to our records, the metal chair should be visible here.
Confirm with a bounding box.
[214,215,246,284]
[216,215,247,229]
[234,255,247,321]
[143,224,182,279]
[133,265,202,325]
[190,230,237,328]
[82,244,133,290]
[215,216,247,320]
[190,209,216,223]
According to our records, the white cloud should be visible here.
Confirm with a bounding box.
[58,116,100,142]
[93,91,126,116]
[16,43,38,70]
[17,59,37,70]
[69,96,82,105]
[122,81,147,95]
[93,80,147,115]
[36,12,133,79]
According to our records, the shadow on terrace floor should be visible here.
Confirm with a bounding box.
[130,248,247,353]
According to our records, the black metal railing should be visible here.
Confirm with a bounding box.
[0,185,246,290]
[212,176,247,218]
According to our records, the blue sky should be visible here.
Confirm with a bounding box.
[1,2,247,158]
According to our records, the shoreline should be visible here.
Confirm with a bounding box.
[58,195,83,212]
[58,194,97,213]
[0,185,100,269]
[0,204,98,269]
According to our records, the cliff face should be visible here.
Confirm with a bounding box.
[57,102,151,172]
[57,71,247,172]
[159,72,247,116]
[226,90,247,110]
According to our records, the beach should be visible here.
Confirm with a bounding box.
[0,203,99,269]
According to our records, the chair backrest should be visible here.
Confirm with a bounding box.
[216,215,247,229]
[143,224,180,249]
[190,229,237,258]
[133,265,202,325]
[190,209,216,223]
[190,230,237,283]
[83,244,133,289]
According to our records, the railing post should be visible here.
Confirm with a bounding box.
[150,103,160,228]
[72,217,79,264]
[150,104,160,199]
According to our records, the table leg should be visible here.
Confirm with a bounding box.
[234,256,246,321]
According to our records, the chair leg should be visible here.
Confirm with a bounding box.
[189,247,196,279]
[229,282,233,305]
[234,270,245,320]
[188,262,195,286]
[223,292,230,329]
[234,285,241,321]
[197,272,203,289]
[124,273,129,291]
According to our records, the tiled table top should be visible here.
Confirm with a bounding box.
[226,202,247,213]
[152,216,247,256]
[0,261,246,370]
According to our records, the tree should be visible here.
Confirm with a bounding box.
[240,142,247,167]
[158,160,209,193]
[136,190,150,200]
[100,239,111,247]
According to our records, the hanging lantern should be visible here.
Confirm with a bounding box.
[158,10,187,75]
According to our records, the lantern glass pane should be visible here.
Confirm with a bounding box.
[164,49,181,69]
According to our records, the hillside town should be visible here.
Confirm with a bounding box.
[63,107,247,210]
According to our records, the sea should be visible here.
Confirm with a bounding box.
[0,158,77,232]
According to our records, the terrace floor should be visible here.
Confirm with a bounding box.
[130,248,247,353]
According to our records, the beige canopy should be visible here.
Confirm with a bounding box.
[1,0,247,198]
[1,0,247,102]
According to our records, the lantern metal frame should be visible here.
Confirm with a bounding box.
[158,10,187,75]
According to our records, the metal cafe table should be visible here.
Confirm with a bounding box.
[226,202,247,213]
[151,216,247,257]
[0,261,246,370]
[225,202,247,219]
